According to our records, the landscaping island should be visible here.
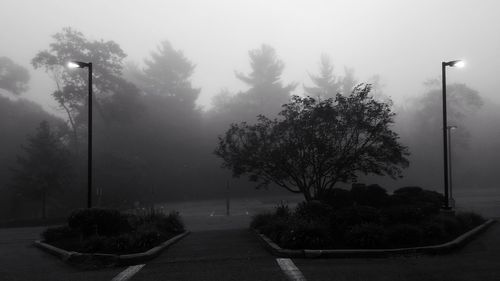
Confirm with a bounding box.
[40,208,185,256]
[251,185,486,251]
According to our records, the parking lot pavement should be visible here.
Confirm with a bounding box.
[131,228,289,281]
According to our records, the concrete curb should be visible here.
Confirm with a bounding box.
[34,231,190,267]
[254,219,496,258]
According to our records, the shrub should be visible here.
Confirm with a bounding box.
[337,205,383,227]
[350,184,389,208]
[275,201,291,218]
[42,225,76,242]
[345,223,386,249]
[68,208,131,237]
[294,201,334,221]
[259,216,289,243]
[422,221,448,245]
[279,217,331,249]
[430,214,461,236]
[382,205,427,224]
[386,224,423,248]
[250,212,274,230]
[319,188,353,209]
[391,186,443,215]
[154,211,185,234]
[456,212,485,231]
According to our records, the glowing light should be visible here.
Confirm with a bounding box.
[454,61,465,68]
[67,61,80,68]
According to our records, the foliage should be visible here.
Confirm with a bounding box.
[350,183,389,207]
[215,84,409,201]
[68,208,132,237]
[390,186,443,215]
[42,225,76,242]
[456,212,485,231]
[0,56,30,95]
[386,224,423,248]
[319,188,353,210]
[345,223,386,249]
[43,208,184,255]
[140,41,200,109]
[32,27,141,148]
[336,205,383,227]
[294,201,333,221]
[9,121,73,219]
[250,185,485,250]
[279,216,331,249]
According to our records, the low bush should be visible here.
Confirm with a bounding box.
[250,185,486,250]
[250,212,274,230]
[336,205,383,227]
[294,201,333,221]
[350,184,389,208]
[279,217,331,249]
[68,208,131,237]
[42,225,76,242]
[422,221,448,245]
[456,212,485,231]
[382,205,427,224]
[42,207,184,255]
[320,188,352,209]
[430,214,461,236]
[390,186,443,215]
[386,224,423,248]
[345,223,386,249]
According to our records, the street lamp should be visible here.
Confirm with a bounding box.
[447,125,457,208]
[442,60,464,210]
[67,61,93,208]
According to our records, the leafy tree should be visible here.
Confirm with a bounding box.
[31,27,140,152]
[10,121,73,219]
[215,84,409,202]
[0,56,30,95]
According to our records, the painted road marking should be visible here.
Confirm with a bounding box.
[276,258,307,281]
[111,264,145,281]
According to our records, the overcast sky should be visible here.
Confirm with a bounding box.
[1,0,499,113]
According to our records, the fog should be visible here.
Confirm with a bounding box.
[1,0,499,220]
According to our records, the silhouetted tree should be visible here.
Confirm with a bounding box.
[0,57,30,95]
[215,84,409,201]
[10,121,73,219]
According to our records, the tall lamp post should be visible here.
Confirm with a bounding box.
[442,60,464,210]
[447,125,457,208]
[68,61,93,208]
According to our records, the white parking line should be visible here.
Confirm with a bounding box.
[276,258,307,281]
[111,264,145,281]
